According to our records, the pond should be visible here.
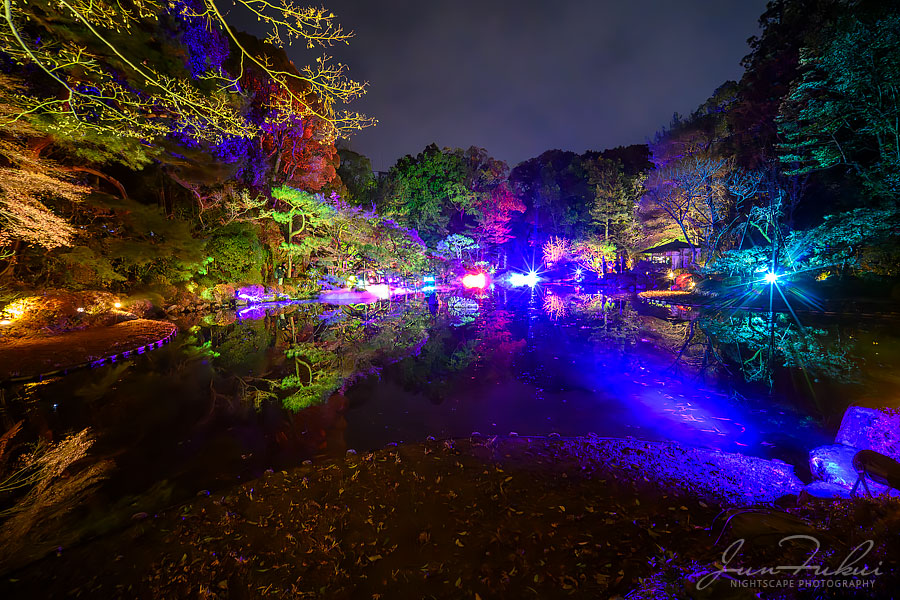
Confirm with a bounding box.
[2,285,899,527]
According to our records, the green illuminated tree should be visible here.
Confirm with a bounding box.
[778,13,900,198]
[381,144,476,244]
[587,158,631,243]
[264,186,334,278]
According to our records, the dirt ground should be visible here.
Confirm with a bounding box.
[1,436,896,599]
[0,319,177,382]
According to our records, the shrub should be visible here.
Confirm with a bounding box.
[204,223,265,285]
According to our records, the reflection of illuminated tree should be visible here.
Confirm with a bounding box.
[338,300,430,374]
[228,299,431,411]
[575,295,641,353]
[447,296,479,326]
[578,293,617,316]
[473,309,525,380]
[699,312,857,386]
[541,294,568,320]
[395,300,526,398]
[397,322,472,395]
[279,343,342,411]
[209,317,272,375]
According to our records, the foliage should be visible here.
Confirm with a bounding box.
[359,219,428,277]
[57,246,126,288]
[263,186,427,282]
[707,203,900,280]
[470,182,525,248]
[731,0,846,167]
[643,144,733,259]
[380,144,477,245]
[784,204,900,277]
[436,234,479,261]
[703,246,772,278]
[574,238,618,273]
[0,0,372,146]
[337,147,377,206]
[0,423,111,573]
[204,222,265,284]
[0,100,88,253]
[265,185,334,275]
[778,11,900,198]
[193,185,268,230]
[50,194,207,289]
[0,168,86,250]
[542,236,572,264]
[586,158,636,243]
[508,146,651,249]
[509,150,591,242]
[380,144,520,261]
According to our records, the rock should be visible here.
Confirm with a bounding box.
[774,493,798,508]
[809,444,858,488]
[802,481,852,499]
[835,406,900,461]
[808,444,896,496]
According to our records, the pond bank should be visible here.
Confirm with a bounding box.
[3,435,895,599]
[638,290,900,318]
[0,319,176,383]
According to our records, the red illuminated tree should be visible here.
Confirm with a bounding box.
[470,183,525,247]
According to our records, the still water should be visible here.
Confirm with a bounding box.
[2,286,899,518]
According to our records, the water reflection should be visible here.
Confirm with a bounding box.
[1,289,897,532]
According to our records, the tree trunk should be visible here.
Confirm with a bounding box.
[59,166,128,199]
[286,219,294,280]
[27,136,54,159]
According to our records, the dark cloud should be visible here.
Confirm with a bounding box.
[230,0,769,170]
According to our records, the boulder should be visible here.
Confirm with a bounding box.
[808,443,897,497]
[809,444,859,488]
[802,481,852,499]
[835,406,900,461]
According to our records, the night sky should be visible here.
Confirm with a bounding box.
[229,0,770,171]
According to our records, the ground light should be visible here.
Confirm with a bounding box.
[508,270,540,288]
[462,272,487,289]
[764,272,779,284]
[365,283,391,299]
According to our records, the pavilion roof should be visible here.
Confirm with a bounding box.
[641,240,693,254]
